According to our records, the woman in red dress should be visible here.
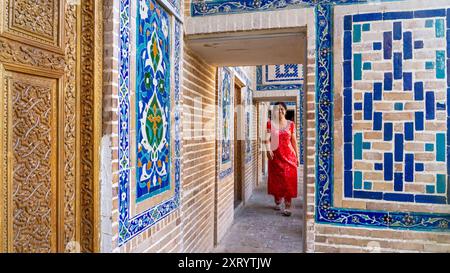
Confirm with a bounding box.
[265,102,299,216]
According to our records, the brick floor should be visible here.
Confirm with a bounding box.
[212,173,304,253]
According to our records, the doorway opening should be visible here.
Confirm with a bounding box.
[187,27,308,252]
[234,80,244,210]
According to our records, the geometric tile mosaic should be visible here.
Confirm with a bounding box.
[343,8,450,205]
[256,64,304,91]
[315,4,449,232]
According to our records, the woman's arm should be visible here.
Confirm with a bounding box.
[290,123,299,164]
[265,121,273,160]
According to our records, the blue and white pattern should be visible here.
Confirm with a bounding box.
[191,0,374,17]
[342,9,450,205]
[256,65,303,91]
[221,68,232,164]
[218,67,233,179]
[118,0,182,246]
[135,0,172,202]
[315,4,450,231]
[165,0,182,18]
[299,89,304,164]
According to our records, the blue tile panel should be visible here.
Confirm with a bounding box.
[256,65,303,91]
[403,72,412,91]
[384,72,393,91]
[374,83,382,100]
[118,0,182,245]
[383,31,392,60]
[373,42,382,50]
[395,134,404,162]
[373,112,382,130]
[414,82,424,100]
[405,122,414,141]
[426,91,435,120]
[405,154,414,182]
[314,5,450,233]
[393,22,402,40]
[363,92,372,120]
[340,6,450,212]
[403,31,413,59]
[416,163,424,172]
[384,153,393,181]
[394,52,403,79]
[414,40,424,49]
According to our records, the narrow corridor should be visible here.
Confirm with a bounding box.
[213,177,304,253]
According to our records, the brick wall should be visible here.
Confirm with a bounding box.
[102,0,259,250]
[181,47,217,252]
[101,0,222,253]
[305,7,317,253]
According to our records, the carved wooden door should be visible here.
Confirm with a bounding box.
[0,0,102,253]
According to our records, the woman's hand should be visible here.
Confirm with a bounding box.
[267,151,274,160]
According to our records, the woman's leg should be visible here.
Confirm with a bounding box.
[283,197,292,216]
[274,196,282,210]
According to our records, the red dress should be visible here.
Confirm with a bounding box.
[267,120,298,199]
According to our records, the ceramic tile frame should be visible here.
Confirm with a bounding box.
[315,4,450,231]
[118,0,183,246]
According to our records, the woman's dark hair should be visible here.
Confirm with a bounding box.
[274,102,287,111]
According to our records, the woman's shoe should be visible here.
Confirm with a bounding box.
[282,209,292,217]
[274,204,282,211]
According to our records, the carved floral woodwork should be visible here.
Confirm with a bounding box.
[0,0,102,253]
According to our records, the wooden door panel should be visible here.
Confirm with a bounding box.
[1,0,63,52]
[0,0,70,253]
[0,0,101,253]
[2,71,59,253]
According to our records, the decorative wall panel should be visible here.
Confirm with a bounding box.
[3,73,58,253]
[118,0,182,245]
[256,64,303,91]
[341,9,450,205]
[136,0,172,202]
[218,67,233,179]
[315,4,449,231]
[190,0,373,17]
[2,0,62,49]
[0,0,102,253]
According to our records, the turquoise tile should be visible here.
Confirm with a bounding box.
[425,19,434,28]
[362,23,371,32]
[436,133,445,161]
[354,171,362,189]
[425,143,434,152]
[426,185,435,194]
[394,103,403,111]
[436,174,446,194]
[436,51,446,79]
[425,62,435,70]
[435,19,445,38]
[364,181,372,190]
[354,54,362,81]
[363,62,372,70]
[353,25,362,43]
[354,133,363,160]
[363,142,371,149]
